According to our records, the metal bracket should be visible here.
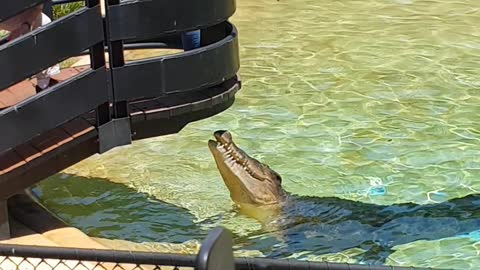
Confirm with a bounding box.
[98,117,132,154]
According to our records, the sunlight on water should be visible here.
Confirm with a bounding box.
[36,0,479,268]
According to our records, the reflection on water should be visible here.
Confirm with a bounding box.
[36,0,479,268]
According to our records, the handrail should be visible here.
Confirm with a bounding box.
[107,0,236,41]
[112,22,239,102]
[0,227,442,270]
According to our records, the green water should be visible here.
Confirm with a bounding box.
[36,0,480,268]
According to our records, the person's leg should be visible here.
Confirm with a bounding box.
[181,30,201,51]
[0,5,43,40]
[0,6,59,92]
[35,13,60,92]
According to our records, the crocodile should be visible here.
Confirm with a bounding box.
[208,130,480,264]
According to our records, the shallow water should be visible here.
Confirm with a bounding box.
[36,0,480,268]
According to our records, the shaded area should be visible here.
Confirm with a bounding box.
[239,194,480,264]
[35,173,480,266]
[33,174,209,244]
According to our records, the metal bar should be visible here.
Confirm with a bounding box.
[83,0,111,127]
[0,244,197,266]
[131,78,240,140]
[85,0,104,70]
[236,257,438,270]
[84,0,98,8]
[107,5,126,119]
[107,0,236,41]
[43,0,53,18]
[105,0,124,69]
[104,0,128,118]
[96,102,111,127]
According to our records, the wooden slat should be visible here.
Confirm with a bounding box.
[14,144,42,163]
[0,130,98,199]
[30,128,73,154]
[6,80,36,102]
[0,117,96,178]
[0,87,27,109]
[129,104,146,124]
[0,151,26,174]
[73,65,90,73]
[132,99,163,113]
[129,104,144,116]
[62,118,95,138]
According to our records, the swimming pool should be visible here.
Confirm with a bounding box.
[35,0,480,268]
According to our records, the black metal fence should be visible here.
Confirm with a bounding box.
[0,227,445,270]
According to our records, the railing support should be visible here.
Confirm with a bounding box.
[96,0,131,154]
[0,200,9,240]
[43,0,53,18]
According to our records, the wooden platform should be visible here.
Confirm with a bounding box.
[0,66,99,199]
[0,65,240,201]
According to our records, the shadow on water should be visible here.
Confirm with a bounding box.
[240,193,480,264]
[32,174,210,244]
[34,173,480,265]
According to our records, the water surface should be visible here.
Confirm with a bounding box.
[36,0,480,268]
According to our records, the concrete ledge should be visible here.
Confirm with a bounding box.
[5,192,108,250]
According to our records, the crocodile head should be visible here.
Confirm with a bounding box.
[208,130,286,209]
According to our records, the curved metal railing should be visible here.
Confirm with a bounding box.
[0,0,240,154]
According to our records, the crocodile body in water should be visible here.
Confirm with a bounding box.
[208,130,480,264]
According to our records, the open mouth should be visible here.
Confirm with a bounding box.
[208,130,232,149]
[208,131,264,181]
[208,130,285,206]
